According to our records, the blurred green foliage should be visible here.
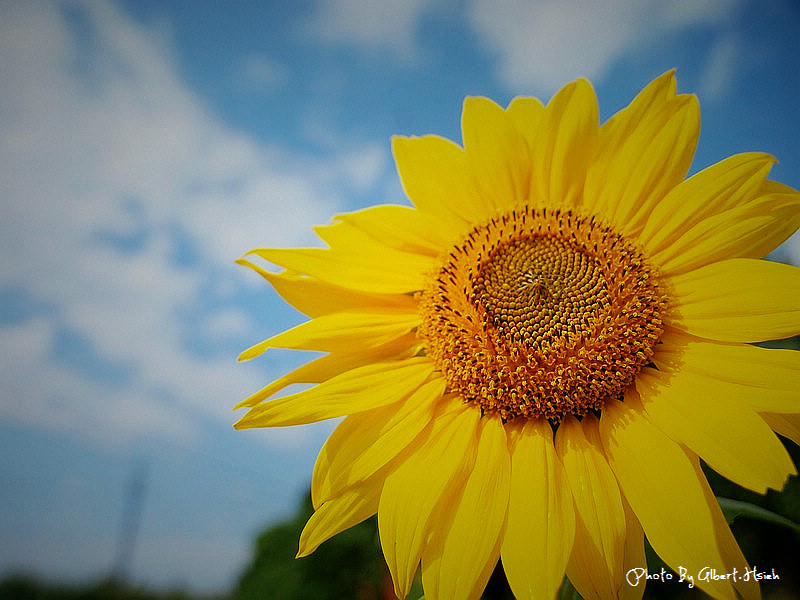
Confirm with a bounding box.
[0,576,205,600]
[232,493,402,600]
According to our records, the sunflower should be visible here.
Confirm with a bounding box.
[235,71,800,600]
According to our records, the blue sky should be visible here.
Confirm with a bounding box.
[1,0,798,593]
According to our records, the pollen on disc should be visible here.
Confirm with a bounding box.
[418,207,667,423]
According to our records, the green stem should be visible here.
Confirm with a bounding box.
[717,497,800,536]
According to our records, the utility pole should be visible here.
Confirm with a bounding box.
[111,459,149,582]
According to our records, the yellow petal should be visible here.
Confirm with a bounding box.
[760,178,800,196]
[462,96,530,214]
[237,258,417,317]
[392,134,487,226]
[688,453,762,600]
[247,239,434,295]
[619,498,646,600]
[234,357,434,428]
[557,415,626,600]
[240,309,418,358]
[653,329,800,413]
[635,368,795,494]
[530,78,598,211]
[501,418,575,600]
[314,209,443,266]
[667,258,800,342]
[761,413,800,446]
[506,96,545,146]
[596,70,678,148]
[378,400,481,599]
[420,415,510,600]
[313,378,444,505]
[297,481,380,557]
[567,516,612,600]
[314,207,439,258]
[651,190,800,276]
[588,71,676,177]
[236,334,418,408]
[640,153,776,261]
[599,392,738,600]
[330,204,458,255]
[585,71,699,234]
[615,96,700,234]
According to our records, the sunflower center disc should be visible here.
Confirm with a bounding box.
[418,207,667,422]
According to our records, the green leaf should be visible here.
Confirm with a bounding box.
[717,497,800,536]
[557,575,583,600]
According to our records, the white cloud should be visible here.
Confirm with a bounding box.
[201,308,253,340]
[782,230,800,268]
[696,25,774,106]
[696,32,740,102]
[0,318,198,448]
[660,0,743,28]
[468,0,745,94]
[334,144,389,192]
[301,0,435,60]
[0,1,364,449]
[235,54,289,94]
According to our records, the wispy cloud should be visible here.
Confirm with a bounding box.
[696,32,741,102]
[0,317,198,448]
[468,0,745,94]
[234,54,290,95]
[301,0,436,60]
[0,1,360,449]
